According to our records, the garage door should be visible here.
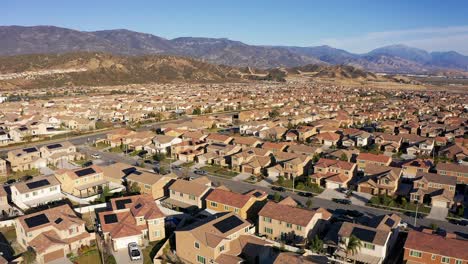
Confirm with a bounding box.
[43,249,65,263]
[432,200,448,208]
[326,181,340,189]
[114,236,141,250]
[359,186,374,195]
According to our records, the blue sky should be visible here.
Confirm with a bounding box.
[3,0,468,54]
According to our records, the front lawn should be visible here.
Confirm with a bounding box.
[274,177,324,194]
[69,245,102,264]
[201,165,238,178]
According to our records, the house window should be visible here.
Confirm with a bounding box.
[409,250,422,258]
[189,195,196,200]
[224,205,230,210]
[196,255,206,264]
[153,219,159,225]
[194,242,200,249]
[25,193,29,198]
[441,257,450,263]
[32,191,38,196]
[179,192,183,197]
[263,217,272,223]
[286,223,292,228]
[234,208,239,213]
[50,186,57,191]
[171,190,175,195]
[144,184,151,189]
[219,245,225,252]
[431,254,436,260]
[363,243,375,250]
[154,230,160,237]
[264,227,273,234]
[244,227,249,233]
[210,202,218,207]
[296,225,302,231]
[455,260,462,264]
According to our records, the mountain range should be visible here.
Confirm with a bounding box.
[1,25,468,75]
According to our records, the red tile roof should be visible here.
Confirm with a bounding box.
[405,230,468,260]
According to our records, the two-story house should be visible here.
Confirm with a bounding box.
[401,159,433,178]
[162,177,212,213]
[175,212,272,264]
[15,204,95,263]
[410,172,456,208]
[357,165,402,196]
[7,147,46,172]
[436,163,468,185]
[39,141,83,166]
[267,152,312,180]
[404,230,468,264]
[356,153,392,171]
[258,200,331,244]
[10,175,62,210]
[310,158,357,189]
[126,171,177,199]
[55,166,109,198]
[98,194,166,250]
[205,188,267,221]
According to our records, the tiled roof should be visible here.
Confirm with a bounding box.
[405,230,468,260]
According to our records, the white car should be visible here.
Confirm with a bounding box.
[91,153,101,159]
[128,242,142,261]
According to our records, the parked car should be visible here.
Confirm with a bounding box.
[298,191,313,197]
[91,153,101,159]
[271,186,285,192]
[404,211,424,219]
[128,242,142,261]
[337,187,348,193]
[332,198,352,205]
[194,169,207,175]
[144,159,159,165]
[171,165,182,171]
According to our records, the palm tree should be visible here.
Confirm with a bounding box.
[340,235,363,263]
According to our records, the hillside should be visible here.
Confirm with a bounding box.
[1,26,468,75]
[286,64,378,80]
[0,52,243,89]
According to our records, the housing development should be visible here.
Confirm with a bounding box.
[0,78,466,264]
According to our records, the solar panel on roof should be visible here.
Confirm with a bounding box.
[351,227,376,243]
[135,203,142,209]
[47,143,63,149]
[26,179,50,189]
[384,218,395,227]
[213,215,244,233]
[24,214,50,228]
[75,167,96,177]
[54,218,63,224]
[122,167,136,175]
[23,147,37,153]
[252,191,263,198]
[104,214,118,224]
[116,198,132,210]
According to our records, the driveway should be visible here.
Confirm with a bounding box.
[232,173,251,182]
[39,166,54,176]
[316,189,371,206]
[113,247,143,264]
[427,206,448,221]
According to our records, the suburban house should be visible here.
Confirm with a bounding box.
[310,158,357,189]
[15,204,95,263]
[356,153,392,171]
[55,166,109,198]
[39,141,83,166]
[296,126,318,141]
[126,171,177,199]
[357,165,402,196]
[152,134,182,154]
[175,212,273,264]
[231,148,272,175]
[98,194,166,251]
[401,159,433,178]
[436,163,468,185]
[10,175,62,210]
[258,200,331,244]
[315,132,341,146]
[374,134,402,152]
[205,188,268,220]
[7,147,46,172]
[324,221,393,264]
[267,152,311,180]
[162,178,212,212]
[409,172,456,208]
[404,230,468,264]
[205,133,233,145]
[101,162,137,185]
[232,136,262,148]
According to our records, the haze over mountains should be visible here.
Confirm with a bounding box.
[1,25,468,75]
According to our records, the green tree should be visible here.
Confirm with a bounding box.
[277,176,285,185]
[192,107,202,115]
[341,235,362,261]
[273,192,281,202]
[309,235,324,253]
[268,109,280,119]
[340,153,348,161]
[22,247,37,264]
[305,198,313,209]
[129,182,141,194]
[457,205,465,217]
